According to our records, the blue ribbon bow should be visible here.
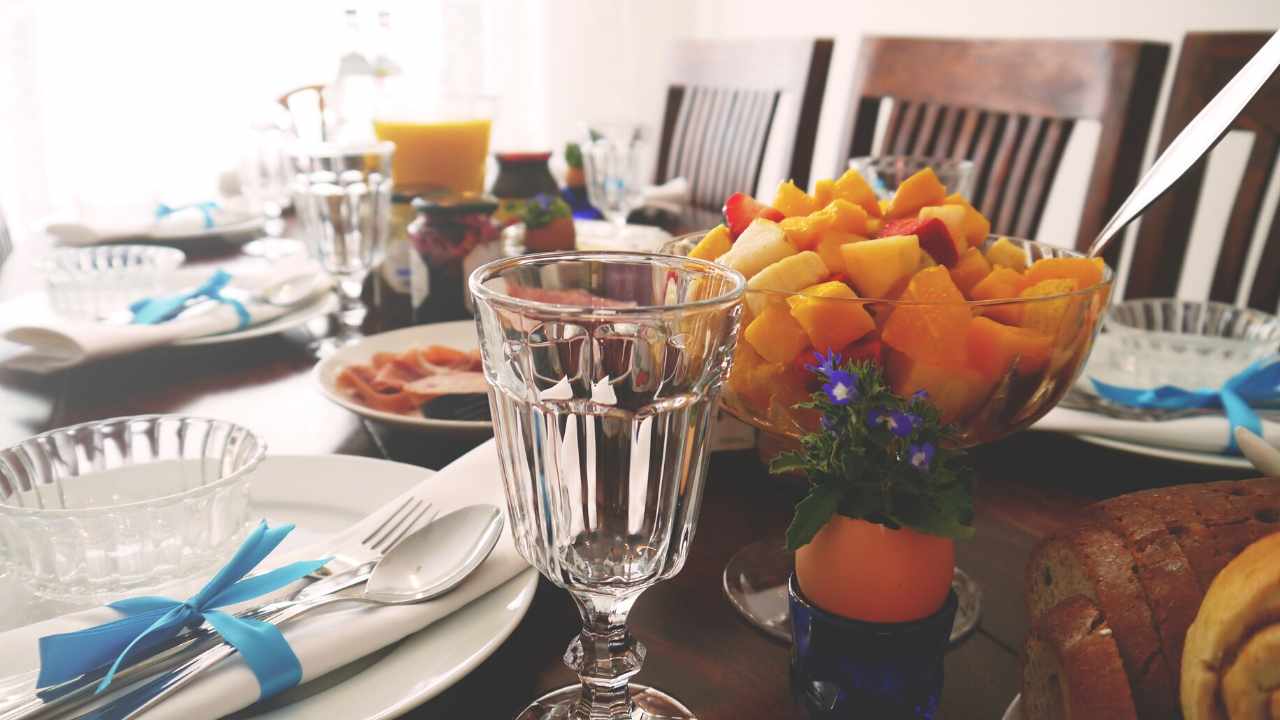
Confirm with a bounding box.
[156,201,219,230]
[1092,358,1280,454]
[129,269,251,329]
[37,521,328,699]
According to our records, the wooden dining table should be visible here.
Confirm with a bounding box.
[0,233,1255,720]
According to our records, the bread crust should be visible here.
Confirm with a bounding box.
[1023,595,1138,720]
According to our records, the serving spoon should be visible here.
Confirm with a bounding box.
[78,504,504,720]
[1087,30,1280,260]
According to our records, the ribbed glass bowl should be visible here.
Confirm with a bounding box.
[38,245,185,320]
[1090,299,1280,390]
[0,415,265,601]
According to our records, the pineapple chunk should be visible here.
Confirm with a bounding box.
[986,237,1028,271]
[772,180,818,217]
[746,251,829,316]
[841,235,921,299]
[744,305,811,364]
[717,219,796,279]
[689,224,732,261]
[814,231,863,273]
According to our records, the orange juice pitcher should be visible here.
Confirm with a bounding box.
[373,95,494,194]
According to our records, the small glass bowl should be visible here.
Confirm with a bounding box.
[848,155,976,200]
[1090,299,1280,390]
[0,415,265,602]
[38,245,186,320]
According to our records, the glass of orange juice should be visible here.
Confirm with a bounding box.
[373,95,495,195]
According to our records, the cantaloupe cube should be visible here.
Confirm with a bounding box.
[943,193,992,246]
[744,305,811,364]
[985,237,1028,270]
[841,235,921,299]
[967,316,1052,381]
[824,199,870,235]
[970,267,1030,325]
[885,350,995,424]
[880,266,971,365]
[1019,278,1080,335]
[717,219,796,279]
[831,168,882,217]
[787,281,875,352]
[918,205,968,263]
[887,168,947,219]
[950,247,993,296]
[746,251,829,315]
[1024,257,1106,290]
[813,178,834,208]
[814,231,863,273]
[773,180,818,218]
[779,213,836,251]
[728,343,786,410]
[689,224,732,261]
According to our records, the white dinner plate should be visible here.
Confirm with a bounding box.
[574,219,673,252]
[1073,433,1254,470]
[174,291,337,346]
[149,216,265,244]
[313,321,489,432]
[1002,694,1022,720]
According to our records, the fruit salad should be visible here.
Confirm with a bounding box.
[678,167,1112,446]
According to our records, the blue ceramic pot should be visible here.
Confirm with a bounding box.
[789,574,958,719]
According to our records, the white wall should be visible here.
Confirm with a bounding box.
[688,0,1280,303]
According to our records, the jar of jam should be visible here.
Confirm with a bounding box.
[407,193,500,323]
[490,151,559,225]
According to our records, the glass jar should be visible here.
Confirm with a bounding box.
[407,193,500,323]
[490,151,559,224]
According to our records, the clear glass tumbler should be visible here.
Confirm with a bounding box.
[583,124,648,237]
[848,155,976,200]
[471,252,745,720]
[291,140,394,354]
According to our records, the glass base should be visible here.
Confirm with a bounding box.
[722,540,981,644]
[515,684,696,720]
[241,237,306,259]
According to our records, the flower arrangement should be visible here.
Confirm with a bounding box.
[520,193,576,252]
[773,350,976,622]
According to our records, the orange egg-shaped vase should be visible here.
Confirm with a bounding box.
[794,515,955,623]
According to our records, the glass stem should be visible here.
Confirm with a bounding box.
[565,591,644,720]
[333,273,367,340]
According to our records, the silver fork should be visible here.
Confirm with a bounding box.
[1059,386,1280,423]
[0,496,434,720]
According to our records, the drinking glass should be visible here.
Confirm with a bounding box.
[582,124,648,237]
[849,155,976,200]
[471,251,745,720]
[291,140,394,355]
[240,118,305,258]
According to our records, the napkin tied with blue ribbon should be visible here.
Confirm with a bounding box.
[129,269,251,329]
[37,521,328,699]
[156,201,220,230]
[1092,358,1280,454]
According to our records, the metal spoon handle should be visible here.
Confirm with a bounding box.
[78,596,354,720]
[1088,30,1280,259]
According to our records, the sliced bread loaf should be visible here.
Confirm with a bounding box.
[1026,524,1178,719]
[1022,594,1138,720]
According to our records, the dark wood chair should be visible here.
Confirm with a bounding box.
[838,36,1168,262]
[1127,32,1280,311]
[656,37,833,227]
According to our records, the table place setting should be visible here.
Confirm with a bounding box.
[0,436,534,720]
[43,200,264,249]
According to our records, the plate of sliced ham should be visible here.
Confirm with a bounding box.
[314,320,491,431]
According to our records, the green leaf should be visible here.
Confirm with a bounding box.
[564,142,583,169]
[785,482,844,551]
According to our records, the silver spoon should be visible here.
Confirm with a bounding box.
[80,504,504,720]
[1237,427,1280,476]
[1087,30,1280,259]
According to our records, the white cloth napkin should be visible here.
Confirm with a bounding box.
[1032,405,1280,455]
[44,199,262,247]
[642,177,690,216]
[0,260,329,373]
[0,441,530,720]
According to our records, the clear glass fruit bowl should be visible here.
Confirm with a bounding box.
[0,415,265,602]
[664,233,1114,447]
[38,244,186,320]
[1087,298,1280,391]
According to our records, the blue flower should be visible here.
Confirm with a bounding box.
[822,369,858,405]
[912,389,929,401]
[867,407,915,437]
[805,349,843,378]
[908,442,935,471]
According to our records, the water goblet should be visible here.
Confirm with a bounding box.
[290,140,394,355]
[583,124,648,238]
[470,251,746,720]
[849,155,976,200]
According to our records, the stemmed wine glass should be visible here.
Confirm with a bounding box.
[470,251,745,720]
[582,124,648,239]
[290,140,394,355]
[848,156,976,200]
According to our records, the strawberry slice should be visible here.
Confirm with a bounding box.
[723,192,785,239]
[876,216,959,266]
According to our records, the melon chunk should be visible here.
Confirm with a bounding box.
[689,224,732,261]
[786,281,875,352]
[886,349,995,424]
[717,219,796,279]
[744,305,811,364]
[841,235,921,299]
[745,251,829,316]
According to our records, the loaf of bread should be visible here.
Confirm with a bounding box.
[1182,531,1280,719]
[1022,478,1280,720]
[1022,595,1138,720]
